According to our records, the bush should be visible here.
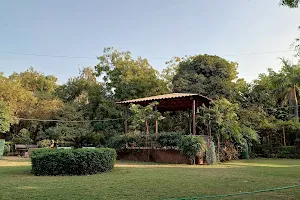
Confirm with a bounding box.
[219,144,240,162]
[38,139,52,148]
[179,135,206,164]
[253,144,278,158]
[107,134,142,152]
[31,148,116,176]
[241,141,249,159]
[156,132,182,148]
[278,146,300,159]
[4,142,12,156]
[206,141,217,164]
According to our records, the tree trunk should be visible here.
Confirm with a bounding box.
[217,133,220,161]
[145,120,149,146]
[294,85,299,119]
[289,86,298,119]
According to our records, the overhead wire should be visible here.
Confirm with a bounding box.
[0,49,295,60]
[13,117,124,123]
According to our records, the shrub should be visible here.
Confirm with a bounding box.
[219,144,240,162]
[107,135,128,152]
[156,132,182,148]
[4,142,12,156]
[107,134,142,152]
[278,146,300,159]
[179,135,206,164]
[38,139,52,148]
[253,144,278,158]
[31,148,116,176]
[241,141,249,159]
[206,141,217,164]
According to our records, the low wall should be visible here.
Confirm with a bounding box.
[118,148,191,164]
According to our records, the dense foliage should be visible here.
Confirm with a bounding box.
[156,132,182,148]
[31,148,116,176]
[1,45,300,161]
[179,136,206,164]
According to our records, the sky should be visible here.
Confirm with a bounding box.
[0,0,300,83]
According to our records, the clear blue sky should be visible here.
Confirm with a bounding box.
[1,0,299,83]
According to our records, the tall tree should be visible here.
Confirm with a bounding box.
[9,67,58,98]
[95,47,168,100]
[272,60,300,119]
[172,54,238,99]
[0,74,37,120]
[0,101,10,136]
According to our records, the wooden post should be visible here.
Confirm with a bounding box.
[188,110,192,134]
[125,106,128,134]
[192,99,196,135]
[145,120,149,136]
[155,106,158,137]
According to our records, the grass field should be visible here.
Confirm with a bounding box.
[0,157,300,200]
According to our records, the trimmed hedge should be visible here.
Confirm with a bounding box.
[253,144,300,159]
[31,148,116,176]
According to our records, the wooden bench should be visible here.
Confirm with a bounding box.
[15,144,39,156]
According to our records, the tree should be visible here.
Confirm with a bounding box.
[199,98,258,157]
[0,101,10,136]
[280,0,299,8]
[269,60,300,119]
[161,57,181,91]
[48,103,92,147]
[172,54,238,99]
[55,67,123,134]
[0,74,37,120]
[95,47,168,101]
[9,67,58,99]
[129,102,164,135]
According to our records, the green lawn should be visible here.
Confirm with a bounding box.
[0,157,300,200]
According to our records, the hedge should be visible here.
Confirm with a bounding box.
[253,144,300,159]
[31,148,116,176]
[156,132,182,148]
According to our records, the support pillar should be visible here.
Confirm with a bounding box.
[125,106,128,134]
[192,99,196,135]
[155,106,158,137]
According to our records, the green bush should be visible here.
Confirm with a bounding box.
[4,142,12,156]
[206,141,217,164]
[179,135,206,164]
[38,139,52,148]
[241,141,249,159]
[253,144,278,158]
[107,134,142,152]
[156,132,182,148]
[253,144,300,159]
[278,146,300,159]
[31,148,116,176]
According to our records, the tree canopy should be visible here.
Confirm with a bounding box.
[172,54,238,99]
[95,47,168,101]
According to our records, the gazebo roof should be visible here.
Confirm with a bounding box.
[116,93,212,111]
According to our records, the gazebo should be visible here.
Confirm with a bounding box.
[116,93,212,135]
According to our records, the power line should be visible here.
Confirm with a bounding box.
[0,51,96,59]
[0,49,295,60]
[13,117,124,123]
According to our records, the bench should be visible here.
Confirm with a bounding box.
[15,144,39,156]
[57,147,72,149]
